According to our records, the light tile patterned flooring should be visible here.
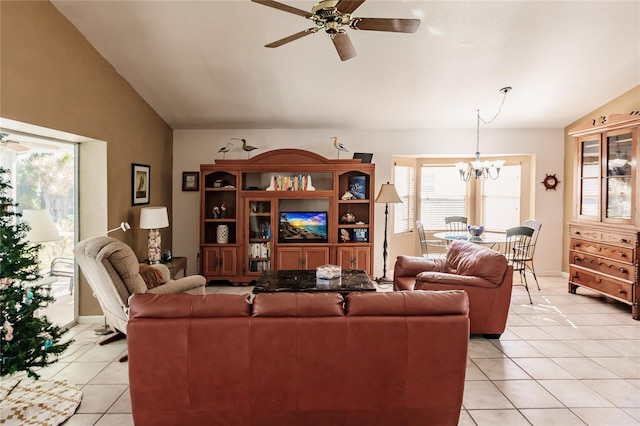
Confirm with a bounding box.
[38,275,639,425]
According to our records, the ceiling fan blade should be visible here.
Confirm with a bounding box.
[265,28,319,48]
[251,0,312,18]
[332,32,357,61]
[351,17,421,33]
[336,0,366,15]
[2,142,29,152]
[22,141,60,150]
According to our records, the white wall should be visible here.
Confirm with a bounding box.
[173,128,565,279]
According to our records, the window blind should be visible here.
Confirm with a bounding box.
[419,166,470,230]
[480,164,521,231]
[393,164,415,234]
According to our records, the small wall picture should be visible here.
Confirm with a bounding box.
[132,163,150,205]
[353,228,368,242]
[182,171,199,191]
[349,176,366,200]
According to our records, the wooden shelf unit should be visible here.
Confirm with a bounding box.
[568,114,640,320]
[200,149,375,284]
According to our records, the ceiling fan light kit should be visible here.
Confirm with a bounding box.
[252,0,421,61]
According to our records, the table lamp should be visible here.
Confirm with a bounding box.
[22,209,61,270]
[22,209,60,243]
[374,182,402,284]
[139,206,169,264]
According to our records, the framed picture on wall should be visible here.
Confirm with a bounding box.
[182,171,199,191]
[132,163,150,205]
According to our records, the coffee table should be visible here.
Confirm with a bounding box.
[253,269,376,294]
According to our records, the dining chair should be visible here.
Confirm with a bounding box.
[416,220,446,258]
[522,219,542,290]
[445,216,468,233]
[49,256,75,295]
[504,226,535,304]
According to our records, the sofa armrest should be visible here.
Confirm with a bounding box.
[416,272,499,289]
[394,256,445,277]
[147,275,206,294]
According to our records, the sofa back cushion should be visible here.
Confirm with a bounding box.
[129,293,251,318]
[252,292,344,317]
[346,290,469,316]
[445,240,508,285]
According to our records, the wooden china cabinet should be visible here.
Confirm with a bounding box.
[568,113,640,320]
[200,149,375,284]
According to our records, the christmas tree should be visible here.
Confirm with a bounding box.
[1,166,72,379]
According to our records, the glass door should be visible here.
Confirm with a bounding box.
[247,200,272,275]
[604,129,634,222]
[577,135,601,220]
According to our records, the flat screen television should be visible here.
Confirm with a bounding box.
[278,211,328,243]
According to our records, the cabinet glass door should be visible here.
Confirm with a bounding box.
[578,138,600,218]
[605,132,633,220]
[247,200,272,274]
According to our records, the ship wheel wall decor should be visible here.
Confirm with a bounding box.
[542,174,560,190]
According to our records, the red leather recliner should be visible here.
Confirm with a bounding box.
[394,239,513,338]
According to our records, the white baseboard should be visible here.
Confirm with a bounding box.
[78,315,104,324]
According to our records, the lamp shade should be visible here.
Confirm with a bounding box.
[22,209,60,243]
[375,182,402,204]
[139,207,169,230]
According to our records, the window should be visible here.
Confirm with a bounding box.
[419,166,470,230]
[418,161,526,232]
[393,164,415,234]
[480,165,521,231]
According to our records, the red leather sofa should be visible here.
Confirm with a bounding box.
[127,290,470,426]
[394,240,513,338]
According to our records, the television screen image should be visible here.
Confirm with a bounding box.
[279,211,328,243]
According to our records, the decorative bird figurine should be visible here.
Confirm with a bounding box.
[232,138,258,158]
[218,142,233,159]
[332,136,348,159]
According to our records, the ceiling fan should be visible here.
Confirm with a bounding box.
[252,0,421,61]
[0,132,60,153]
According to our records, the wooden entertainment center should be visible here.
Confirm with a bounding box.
[199,149,375,285]
[568,114,639,319]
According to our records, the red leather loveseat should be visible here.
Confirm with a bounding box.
[127,290,470,425]
[394,239,513,338]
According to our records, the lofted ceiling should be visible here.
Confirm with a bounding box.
[50,0,640,130]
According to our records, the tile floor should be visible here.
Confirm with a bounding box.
[36,274,639,425]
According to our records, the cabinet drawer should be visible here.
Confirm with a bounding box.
[569,266,633,303]
[570,238,634,262]
[570,226,601,241]
[570,250,635,281]
[600,231,638,248]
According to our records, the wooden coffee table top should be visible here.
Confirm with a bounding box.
[253,269,376,294]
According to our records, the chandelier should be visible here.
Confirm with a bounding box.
[456,87,511,181]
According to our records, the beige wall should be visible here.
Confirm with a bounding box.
[562,85,640,272]
[0,1,173,316]
[173,127,565,280]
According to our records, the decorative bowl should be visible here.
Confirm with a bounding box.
[467,225,485,237]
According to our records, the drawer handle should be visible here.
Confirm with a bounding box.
[619,253,627,258]
[595,277,601,283]
[574,231,581,235]
[573,243,581,249]
[617,289,628,295]
[618,267,628,274]
[574,256,581,263]
[572,272,579,279]
[620,238,629,244]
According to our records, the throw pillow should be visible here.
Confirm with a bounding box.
[139,264,163,289]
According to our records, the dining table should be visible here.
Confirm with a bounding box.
[434,231,506,251]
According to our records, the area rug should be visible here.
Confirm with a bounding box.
[0,376,82,425]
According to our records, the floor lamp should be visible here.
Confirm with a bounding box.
[375,182,402,284]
